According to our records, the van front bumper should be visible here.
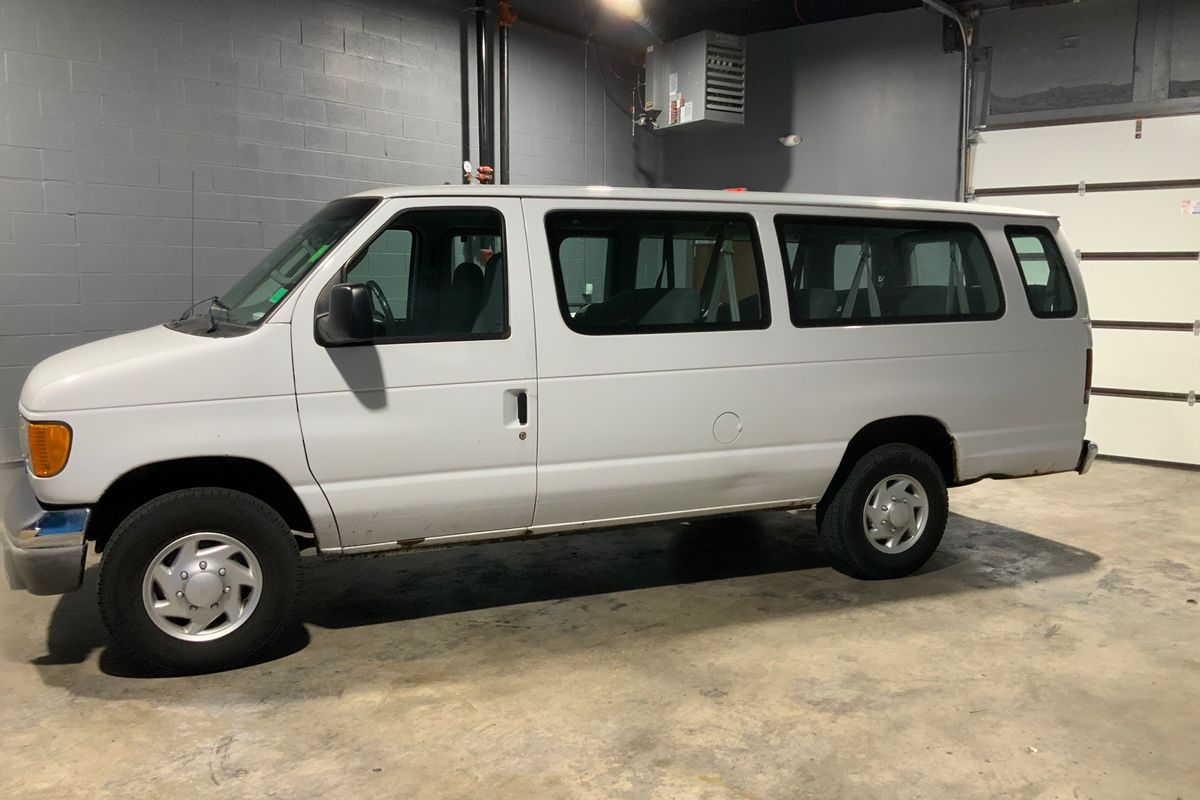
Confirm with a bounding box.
[1076,440,1099,475]
[2,476,89,596]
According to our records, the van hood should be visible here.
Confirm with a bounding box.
[19,324,297,414]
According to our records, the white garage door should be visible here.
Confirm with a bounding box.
[970,114,1199,466]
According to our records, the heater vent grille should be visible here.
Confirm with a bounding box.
[705,42,745,115]
[646,31,746,130]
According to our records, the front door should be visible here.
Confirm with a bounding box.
[290,198,537,550]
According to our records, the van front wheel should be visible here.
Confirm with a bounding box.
[98,488,301,672]
[818,444,948,580]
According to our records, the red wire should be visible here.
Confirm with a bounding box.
[792,0,807,24]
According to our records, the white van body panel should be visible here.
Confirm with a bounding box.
[19,324,290,413]
[11,186,1089,563]
[342,185,1056,220]
[17,324,338,544]
[522,199,1088,532]
[288,197,539,549]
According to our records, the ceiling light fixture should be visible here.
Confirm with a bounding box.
[600,0,648,25]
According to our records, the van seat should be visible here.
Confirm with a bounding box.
[1024,284,1055,314]
[895,286,948,317]
[445,261,484,331]
[791,288,837,320]
[576,288,701,329]
[886,285,989,317]
[716,294,764,323]
[834,288,876,319]
[471,252,505,333]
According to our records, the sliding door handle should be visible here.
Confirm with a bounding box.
[516,390,528,425]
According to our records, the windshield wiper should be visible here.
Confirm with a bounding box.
[173,296,230,332]
[206,298,231,333]
[177,295,219,322]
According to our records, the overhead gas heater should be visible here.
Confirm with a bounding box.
[645,30,746,131]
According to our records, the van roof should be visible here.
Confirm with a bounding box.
[345,185,1055,220]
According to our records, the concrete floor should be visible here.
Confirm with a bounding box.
[1,460,1197,799]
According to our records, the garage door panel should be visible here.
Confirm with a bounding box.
[1091,329,1200,393]
[973,117,1200,188]
[995,190,1200,252]
[1081,261,1200,321]
[973,113,1200,465]
[1088,396,1200,465]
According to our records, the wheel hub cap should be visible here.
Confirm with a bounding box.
[862,474,928,554]
[182,571,223,607]
[885,501,912,528]
[141,531,263,642]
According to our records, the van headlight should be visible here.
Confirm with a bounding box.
[23,418,73,478]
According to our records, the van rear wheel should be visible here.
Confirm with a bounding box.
[818,444,948,580]
[98,488,301,672]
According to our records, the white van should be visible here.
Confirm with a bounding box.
[4,187,1096,670]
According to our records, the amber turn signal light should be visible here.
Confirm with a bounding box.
[27,421,72,478]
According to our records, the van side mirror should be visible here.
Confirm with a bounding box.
[317,283,374,346]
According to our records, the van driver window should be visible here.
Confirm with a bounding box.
[344,207,507,340]
[546,211,769,335]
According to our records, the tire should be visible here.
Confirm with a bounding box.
[818,443,948,580]
[98,488,301,672]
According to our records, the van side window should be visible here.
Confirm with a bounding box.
[343,207,507,340]
[1006,226,1078,318]
[546,212,769,334]
[775,216,1004,326]
[558,235,611,314]
[350,229,415,319]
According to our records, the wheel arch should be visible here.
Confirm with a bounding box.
[87,456,315,553]
[821,416,959,509]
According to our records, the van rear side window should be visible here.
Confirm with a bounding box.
[776,216,1004,326]
[558,235,611,313]
[546,212,769,335]
[1006,226,1078,318]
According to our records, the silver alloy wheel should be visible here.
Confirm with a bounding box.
[862,473,928,554]
[141,531,263,642]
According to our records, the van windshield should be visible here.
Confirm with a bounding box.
[173,197,379,333]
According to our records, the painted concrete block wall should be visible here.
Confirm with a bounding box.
[0,0,656,461]
[658,9,962,201]
[507,25,659,188]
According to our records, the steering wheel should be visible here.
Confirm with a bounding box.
[364,280,396,336]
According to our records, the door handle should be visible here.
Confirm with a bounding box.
[516,390,528,426]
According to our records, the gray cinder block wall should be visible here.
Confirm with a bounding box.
[658,2,1200,198]
[508,24,657,187]
[659,9,964,200]
[0,0,657,461]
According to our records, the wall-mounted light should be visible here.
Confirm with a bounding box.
[778,134,803,147]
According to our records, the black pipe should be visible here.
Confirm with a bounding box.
[476,0,493,177]
[459,11,471,182]
[499,16,509,184]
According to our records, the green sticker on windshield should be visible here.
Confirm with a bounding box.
[307,243,331,263]
[268,287,288,303]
